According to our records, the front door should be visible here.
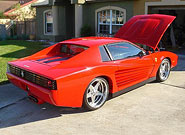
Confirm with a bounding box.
[105,42,154,91]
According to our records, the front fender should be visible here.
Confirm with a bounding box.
[150,51,178,77]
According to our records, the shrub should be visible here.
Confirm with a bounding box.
[80,25,92,37]
[18,34,29,40]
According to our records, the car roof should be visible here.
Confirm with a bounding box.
[60,37,128,47]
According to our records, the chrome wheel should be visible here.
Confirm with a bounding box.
[84,78,109,110]
[157,59,171,82]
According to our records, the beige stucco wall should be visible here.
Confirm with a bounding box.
[134,0,161,15]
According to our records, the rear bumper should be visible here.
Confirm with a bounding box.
[6,72,57,105]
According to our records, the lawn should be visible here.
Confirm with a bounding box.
[0,40,46,85]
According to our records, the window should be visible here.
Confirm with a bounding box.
[44,10,53,34]
[106,42,143,60]
[60,44,88,56]
[99,46,111,62]
[97,7,126,37]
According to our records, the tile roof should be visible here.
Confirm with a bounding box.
[4,0,38,15]
[0,0,35,13]
[0,1,19,12]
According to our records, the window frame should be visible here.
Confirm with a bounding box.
[95,6,126,37]
[99,46,112,62]
[44,10,53,35]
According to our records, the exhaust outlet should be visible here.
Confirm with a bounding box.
[28,95,45,104]
[28,95,39,103]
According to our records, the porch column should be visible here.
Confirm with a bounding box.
[52,6,59,36]
[75,4,83,37]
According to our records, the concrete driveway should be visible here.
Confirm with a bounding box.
[0,55,185,135]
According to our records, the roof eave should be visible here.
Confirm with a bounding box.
[32,0,51,7]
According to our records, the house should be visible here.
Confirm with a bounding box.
[28,0,185,48]
[34,0,135,41]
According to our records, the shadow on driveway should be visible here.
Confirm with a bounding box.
[0,95,88,128]
[172,54,185,71]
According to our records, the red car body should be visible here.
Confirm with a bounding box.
[7,14,178,108]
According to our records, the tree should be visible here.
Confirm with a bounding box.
[8,3,36,21]
[0,12,5,18]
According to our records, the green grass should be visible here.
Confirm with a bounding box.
[0,40,46,85]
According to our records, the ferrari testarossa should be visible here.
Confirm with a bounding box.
[7,14,178,110]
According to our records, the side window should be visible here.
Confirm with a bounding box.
[99,46,111,62]
[106,42,142,60]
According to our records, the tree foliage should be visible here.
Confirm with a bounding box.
[0,12,5,18]
[81,25,92,37]
[9,3,36,21]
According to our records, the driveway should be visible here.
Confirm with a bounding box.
[0,55,185,135]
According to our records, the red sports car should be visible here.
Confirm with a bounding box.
[7,14,178,110]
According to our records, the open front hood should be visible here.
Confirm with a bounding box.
[115,14,176,50]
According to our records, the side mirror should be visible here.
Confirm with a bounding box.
[146,51,151,55]
[138,51,145,58]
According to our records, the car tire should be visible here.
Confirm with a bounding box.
[83,77,109,111]
[156,58,171,82]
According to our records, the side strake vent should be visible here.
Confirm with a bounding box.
[8,64,57,90]
[115,67,151,87]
